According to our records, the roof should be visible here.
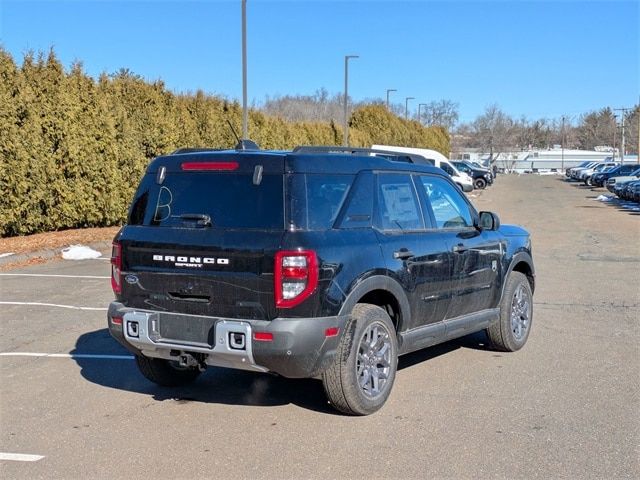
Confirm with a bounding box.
[145,146,446,177]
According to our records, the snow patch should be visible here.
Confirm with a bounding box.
[0,252,15,258]
[61,245,102,260]
[596,195,614,202]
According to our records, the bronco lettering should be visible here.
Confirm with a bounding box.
[152,254,229,265]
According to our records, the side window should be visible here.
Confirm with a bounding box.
[440,163,454,176]
[288,174,353,230]
[338,172,373,229]
[419,175,473,229]
[376,173,424,231]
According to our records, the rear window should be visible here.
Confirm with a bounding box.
[128,173,284,229]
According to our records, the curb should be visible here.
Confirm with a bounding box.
[0,241,113,268]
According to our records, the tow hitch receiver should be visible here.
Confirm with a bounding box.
[229,332,246,350]
[126,321,139,338]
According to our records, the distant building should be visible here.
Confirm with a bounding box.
[453,148,636,172]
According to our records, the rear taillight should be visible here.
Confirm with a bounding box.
[111,242,122,295]
[274,250,318,308]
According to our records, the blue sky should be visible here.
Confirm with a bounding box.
[1,0,638,123]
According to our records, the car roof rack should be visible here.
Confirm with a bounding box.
[292,146,433,165]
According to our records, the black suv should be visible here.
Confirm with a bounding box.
[108,144,535,415]
[452,160,493,189]
[591,163,638,187]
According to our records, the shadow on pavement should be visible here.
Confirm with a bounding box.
[398,330,489,370]
[72,328,490,414]
[71,328,336,414]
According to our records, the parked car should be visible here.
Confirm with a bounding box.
[575,162,616,185]
[620,179,640,201]
[591,164,639,187]
[581,162,617,185]
[571,161,602,180]
[566,161,598,179]
[452,160,493,189]
[372,145,474,192]
[606,167,640,193]
[108,143,535,415]
[633,182,640,203]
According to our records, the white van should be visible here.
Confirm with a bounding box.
[372,145,474,192]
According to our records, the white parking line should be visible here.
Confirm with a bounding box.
[0,452,45,462]
[0,302,107,311]
[0,352,134,360]
[0,273,109,279]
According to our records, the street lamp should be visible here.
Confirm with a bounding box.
[343,55,359,146]
[386,89,397,109]
[418,103,427,124]
[405,97,415,120]
[241,0,248,139]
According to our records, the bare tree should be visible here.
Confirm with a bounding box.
[576,107,617,150]
[419,99,459,131]
[262,88,357,123]
[471,104,515,161]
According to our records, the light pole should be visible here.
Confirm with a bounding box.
[241,0,248,140]
[614,107,631,163]
[613,114,617,163]
[343,55,359,146]
[418,103,427,124]
[386,89,397,109]
[561,115,565,171]
[405,97,415,120]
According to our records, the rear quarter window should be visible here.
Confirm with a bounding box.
[288,174,354,230]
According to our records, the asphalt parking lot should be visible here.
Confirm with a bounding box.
[1,174,639,480]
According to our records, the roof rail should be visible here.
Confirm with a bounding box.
[292,145,434,165]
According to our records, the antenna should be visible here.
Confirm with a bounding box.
[226,119,241,145]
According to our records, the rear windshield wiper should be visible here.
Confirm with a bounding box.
[179,213,212,227]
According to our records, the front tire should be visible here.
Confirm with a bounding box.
[474,178,487,189]
[322,304,398,416]
[135,354,201,387]
[486,272,533,352]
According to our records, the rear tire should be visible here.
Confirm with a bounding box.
[486,272,533,352]
[135,354,201,387]
[474,178,487,189]
[322,304,398,416]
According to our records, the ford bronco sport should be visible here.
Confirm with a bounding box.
[108,144,535,415]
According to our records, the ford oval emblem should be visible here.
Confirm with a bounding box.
[125,274,139,285]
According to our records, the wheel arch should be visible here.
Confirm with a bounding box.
[502,252,535,300]
[338,275,411,333]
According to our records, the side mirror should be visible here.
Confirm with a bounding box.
[477,211,500,231]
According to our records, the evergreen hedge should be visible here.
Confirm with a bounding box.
[0,49,450,237]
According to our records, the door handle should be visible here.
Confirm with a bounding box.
[393,248,414,260]
[452,243,467,254]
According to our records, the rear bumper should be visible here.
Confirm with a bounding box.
[108,302,348,378]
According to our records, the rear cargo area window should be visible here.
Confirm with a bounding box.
[128,173,284,229]
[288,174,354,230]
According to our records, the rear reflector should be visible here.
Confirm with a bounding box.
[253,332,274,342]
[111,316,123,326]
[181,161,239,171]
[325,327,339,337]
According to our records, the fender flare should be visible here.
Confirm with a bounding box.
[338,275,411,332]
[501,251,535,301]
